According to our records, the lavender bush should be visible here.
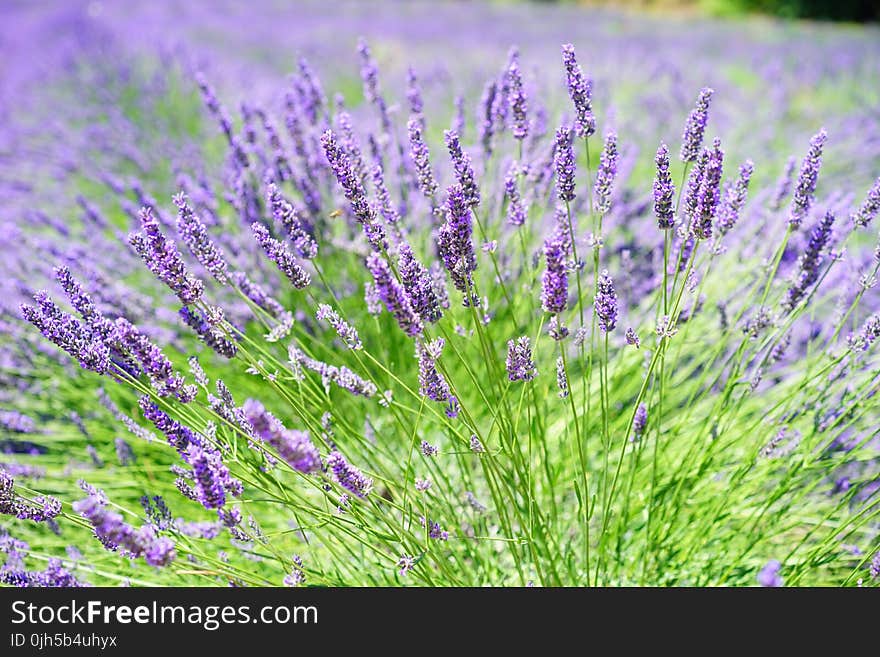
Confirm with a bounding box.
[1,0,879,587]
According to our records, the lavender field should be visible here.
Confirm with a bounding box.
[1,0,879,587]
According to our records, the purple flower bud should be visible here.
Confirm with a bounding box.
[316,304,362,350]
[541,227,569,315]
[437,185,478,305]
[717,160,754,236]
[561,44,595,139]
[847,314,880,352]
[231,271,286,319]
[851,176,880,228]
[789,130,827,229]
[0,472,61,523]
[327,451,372,498]
[632,403,648,440]
[507,58,528,141]
[179,307,237,359]
[782,211,835,312]
[266,183,318,259]
[399,243,444,323]
[653,142,675,229]
[371,164,400,225]
[251,223,311,289]
[554,125,576,203]
[594,270,618,332]
[365,253,422,337]
[173,192,229,284]
[444,130,480,207]
[556,356,569,398]
[479,80,497,157]
[416,339,458,418]
[757,560,783,587]
[691,138,725,240]
[241,399,322,474]
[504,161,527,227]
[593,131,619,215]
[506,336,537,382]
[408,117,438,202]
[406,66,424,119]
[625,327,640,348]
[680,87,714,163]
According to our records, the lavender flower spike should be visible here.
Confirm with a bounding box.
[444,130,480,207]
[316,304,362,350]
[251,223,311,289]
[416,339,459,418]
[366,253,423,337]
[717,160,755,236]
[408,117,438,202]
[691,138,725,240]
[789,129,827,229]
[653,142,675,229]
[680,87,714,163]
[851,176,880,228]
[556,357,569,398]
[632,403,648,440]
[594,270,618,332]
[541,227,569,315]
[129,207,204,305]
[554,125,576,203]
[327,451,373,498]
[593,130,619,215]
[561,44,595,139]
[267,183,318,259]
[437,184,478,305]
[507,57,528,141]
[782,211,835,312]
[504,161,527,227]
[507,336,537,382]
[398,243,444,323]
[174,192,229,285]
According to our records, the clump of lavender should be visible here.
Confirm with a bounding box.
[851,177,880,228]
[316,304,362,350]
[326,451,372,498]
[594,270,618,332]
[444,130,480,207]
[561,43,595,139]
[251,223,311,289]
[365,253,423,336]
[788,130,827,229]
[680,87,714,163]
[507,336,537,382]
[593,131,619,215]
[554,125,576,203]
[437,185,478,305]
[717,160,754,236]
[653,142,675,229]
[129,207,204,305]
[781,211,835,312]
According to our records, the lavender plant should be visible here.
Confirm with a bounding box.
[1,0,879,588]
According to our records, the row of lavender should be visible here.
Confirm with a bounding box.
[1,1,879,586]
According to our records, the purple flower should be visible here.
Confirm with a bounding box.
[505,161,527,227]
[437,184,478,305]
[847,314,880,352]
[541,227,569,315]
[406,66,424,119]
[116,318,195,401]
[561,44,595,139]
[321,129,387,251]
[416,339,458,418]
[365,253,422,336]
[555,125,576,203]
[691,138,725,240]
[251,223,311,289]
[556,356,569,398]
[371,164,400,225]
[173,192,229,284]
[326,451,372,498]
[397,554,416,576]
[653,142,675,229]
[717,160,755,236]
[770,156,797,212]
[129,207,204,305]
[179,307,237,359]
[0,411,35,434]
[632,403,648,440]
[757,560,783,587]
[398,243,444,324]
[266,183,318,259]
[469,435,484,453]
[594,270,618,332]
[781,211,835,312]
[594,131,619,215]
[231,271,286,319]
[316,304,362,350]
[420,440,439,457]
[408,117,438,202]
[289,346,378,398]
[444,130,480,207]
[625,327,640,347]
[479,80,498,157]
[870,552,880,580]
[789,129,827,229]
[851,176,880,228]
[507,57,528,140]
[506,336,537,382]
[680,87,714,163]
[284,555,306,587]
[0,472,61,523]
